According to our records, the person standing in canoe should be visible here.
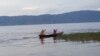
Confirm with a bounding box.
[39,29,46,44]
[53,29,57,43]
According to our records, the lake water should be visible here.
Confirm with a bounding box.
[0,22,100,37]
[0,22,100,56]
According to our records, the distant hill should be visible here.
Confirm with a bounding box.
[0,10,100,26]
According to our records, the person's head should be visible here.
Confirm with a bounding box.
[41,29,46,33]
[53,29,57,33]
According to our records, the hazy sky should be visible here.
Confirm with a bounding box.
[0,0,100,16]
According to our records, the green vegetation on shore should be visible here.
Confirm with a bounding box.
[60,32,100,43]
